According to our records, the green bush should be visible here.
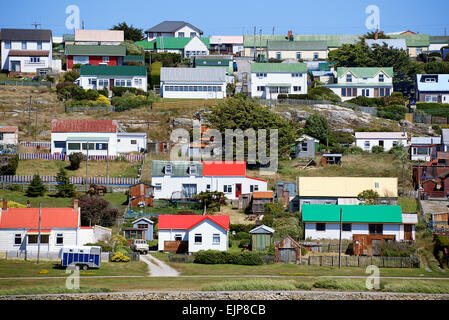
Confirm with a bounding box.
[227,252,264,265]
[230,224,257,233]
[85,241,112,252]
[416,102,449,110]
[277,94,288,100]
[111,252,130,262]
[9,184,22,192]
[111,86,147,97]
[234,231,251,241]
[112,92,148,112]
[63,70,80,83]
[238,238,251,248]
[347,146,364,154]
[68,152,85,170]
[261,213,274,227]
[371,145,384,154]
[194,250,264,265]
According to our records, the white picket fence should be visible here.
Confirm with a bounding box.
[0,175,140,186]
[19,141,51,148]
[17,153,144,162]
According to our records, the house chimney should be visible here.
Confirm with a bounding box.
[26,200,31,208]
[375,28,379,40]
[73,199,79,210]
[287,30,293,41]
[2,200,7,211]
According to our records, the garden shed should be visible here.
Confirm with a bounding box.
[274,235,302,264]
[249,225,275,251]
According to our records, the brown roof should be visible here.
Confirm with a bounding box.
[0,126,18,133]
[253,191,274,199]
[51,120,117,133]
[9,50,50,57]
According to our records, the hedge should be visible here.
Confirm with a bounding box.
[194,250,264,265]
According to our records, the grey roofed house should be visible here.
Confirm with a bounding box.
[0,28,52,41]
[442,129,449,149]
[145,21,203,34]
[410,137,441,145]
[160,67,227,83]
[365,39,407,51]
[267,40,328,51]
[151,160,203,177]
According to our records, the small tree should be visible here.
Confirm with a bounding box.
[25,174,46,197]
[357,189,380,205]
[193,191,225,213]
[55,167,77,198]
[69,152,86,170]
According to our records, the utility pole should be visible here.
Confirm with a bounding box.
[272,27,275,36]
[253,27,256,61]
[106,145,109,178]
[34,106,38,142]
[32,22,41,29]
[259,29,262,61]
[417,159,421,199]
[37,202,42,264]
[85,141,89,185]
[338,207,342,269]
[28,96,32,136]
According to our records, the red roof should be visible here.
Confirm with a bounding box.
[158,215,229,231]
[51,119,117,133]
[0,126,18,133]
[9,50,49,57]
[202,161,246,176]
[0,208,79,229]
[246,176,267,182]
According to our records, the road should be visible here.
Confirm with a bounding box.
[140,253,179,277]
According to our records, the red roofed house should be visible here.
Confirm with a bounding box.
[0,126,18,145]
[157,215,230,253]
[51,119,147,156]
[0,199,111,253]
[151,160,267,200]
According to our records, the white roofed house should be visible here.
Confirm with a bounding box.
[250,63,308,100]
[355,131,408,152]
[160,67,227,99]
[74,29,124,46]
[323,67,394,101]
[416,74,449,104]
[410,136,442,161]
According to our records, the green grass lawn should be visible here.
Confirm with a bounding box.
[398,197,419,213]
[0,189,74,207]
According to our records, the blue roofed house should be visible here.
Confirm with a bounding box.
[416,74,449,104]
[365,39,407,51]
[323,67,394,101]
[410,136,442,161]
[144,21,203,41]
[123,218,154,241]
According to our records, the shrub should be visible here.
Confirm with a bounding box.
[112,92,148,112]
[9,184,22,192]
[0,155,19,175]
[111,86,147,97]
[347,146,364,154]
[277,94,288,100]
[391,92,403,97]
[261,213,274,227]
[238,238,251,248]
[230,224,257,233]
[96,94,110,106]
[373,241,416,257]
[301,247,308,256]
[193,250,230,264]
[371,145,384,154]
[68,152,85,170]
[265,244,275,255]
[111,252,130,262]
[85,89,99,101]
[415,220,427,232]
[227,252,264,265]
[85,241,112,252]
[63,70,80,83]
[234,231,251,241]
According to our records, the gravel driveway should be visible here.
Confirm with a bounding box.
[140,254,179,277]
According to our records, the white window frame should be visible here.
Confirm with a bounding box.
[56,233,64,245]
[165,165,173,175]
[212,234,220,245]
[194,234,202,245]
[155,183,162,191]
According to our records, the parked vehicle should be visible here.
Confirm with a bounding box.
[130,239,149,254]
[58,246,102,270]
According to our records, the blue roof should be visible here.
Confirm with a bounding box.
[365,39,407,51]
[417,74,449,92]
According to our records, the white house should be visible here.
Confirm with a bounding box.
[0,200,111,253]
[151,161,267,200]
[144,21,203,41]
[323,67,394,101]
[355,131,408,152]
[210,36,244,55]
[76,65,147,92]
[157,215,229,253]
[0,126,18,145]
[250,62,308,99]
[0,28,53,73]
[160,67,227,99]
[51,119,147,156]
[416,74,449,104]
[302,204,417,241]
[73,30,124,46]
[410,136,442,161]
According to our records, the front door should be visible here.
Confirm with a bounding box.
[235,184,242,198]
[404,224,413,241]
[11,61,21,72]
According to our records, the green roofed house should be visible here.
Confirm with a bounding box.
[302,204,417,241]
[267,40,329,61]
[77,65,147,92]
[193,55,234,76]
[136,36,209,58]
[123,55,145,65]
[250,62,307,99]
[65,44,127,70]
[322,67,393,101]
[388,34,430,58]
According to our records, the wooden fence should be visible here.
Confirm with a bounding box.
[300,255,420,268]
[17,153,144,162]
[19,141,51,148]
[0,175,140,186]
[65,105,115,113]
[0,80,52,88]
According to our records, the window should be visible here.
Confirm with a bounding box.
[56,233,63,245]
[341,88,346,97]
[416,48,423,55]
[102,56,109,62]
[98,79,108,87]
[385,88,390,96]
[175,234,182,241]
[364,141,370,148]
[369,224,383,235]
[155,183,162,191]
[276,52,281,59]
[380,88,385,97]
[37,42,42,50]
[379,74,384,82]
[5,41,11,49]
[425,77,436,83]
[165,165,173,175]
[313,52,319,60]
[88,78,97,85]
[346,73,352,83]
[392,141,398,147]
[68,143,81,150]
[178,32,185,37]
[206,184,211,191]
[96,143,108,150]
[189,165,197,175]
[342,223,352,232]
[223,185,232,193]
[28,235,49,244]
[134,78,142,85]
[82,143,95,150]
[0,133,3,141]
[316,223,326,231]
[131,140,137,144]
[137,224,148,229]
[293,86,301,92]
[374,182,379,188]
[303,201,311,205]
[22,42,27,49]
[194,234,202,244]
[296,52,301,59]
[190,32,196,37]
[365,89,370,97]
[126,80,132,87]
[73,56,89,65]
[30,57,40,63]
[115,79,126,87]
[14,234,22,245]
[301,142,308,151]
[213,234,220,244]
[257,86,265,92]
[292,73,301,77]
[425,95,438,103]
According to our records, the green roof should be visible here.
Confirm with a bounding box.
[337,67,394,78]
[145,37,210,50]
[265,83,292,87]
[244,34,360,48]
[323,83,393,88]
[135,40,156,50]
[79,65,147,77]
[251,62,307,73]
[430,36,449,44]
[124,55,145,63]
[63,34,75,41]
[302,205,403,223]
[151,160,203,177]
[267,40,328,51]
[389,34,430,47]
[65,45,126,56]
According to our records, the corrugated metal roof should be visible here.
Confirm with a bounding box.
[51,119,118,133]
[389,34,430,47]
[210,36,243,44]
[135,40,156,50]
[337,67,394,78]
[410,136,441,145]
[252,191,273,199]
[430,36,449,44]
[65,45,126,56]
[158,215,229,230]
[153,36,210,49]
[355,132,407,139]
[124,55,145,63]
[9,50,50,57]
[323,83,393,88]
[160,67,226,82]
[416,74,449,92]
[151,160,203,177]
[243,34,359,48]
[0,126,18,133]
[203,161,246,176]
[251,62,307,73]
[249,225,275,234]
[302,205,403,223]
[267,40,328,51]
[74,30,124,42]
[0,208,79,229]
[79,65,147,77]
[145,21,202,34]
[66,137,110,141]
[365,39,407,51]
[0,28,52,41]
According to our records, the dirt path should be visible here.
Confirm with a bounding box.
[140,254,180,277]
